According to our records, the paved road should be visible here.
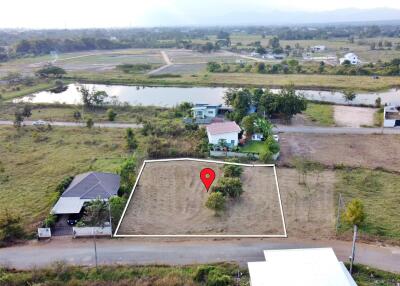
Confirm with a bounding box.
[1,120,400,134]
[0,238,399,272]
[274,125,400,134]
[0,120,142,129]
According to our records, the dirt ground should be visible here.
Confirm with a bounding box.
[118,160,285,235]
[334,105,376,127]
[277,168,336,239]
[279,133,400,172]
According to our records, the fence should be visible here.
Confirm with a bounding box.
[72,226,112,238]
[210,150,259,159]
[210,151,280,160]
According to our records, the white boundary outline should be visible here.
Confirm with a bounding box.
[114,158,287,238]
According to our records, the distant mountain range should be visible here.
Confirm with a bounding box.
[146,8,400,26]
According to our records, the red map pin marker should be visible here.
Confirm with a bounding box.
[200,168,216,192]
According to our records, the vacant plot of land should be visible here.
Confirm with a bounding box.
[0,126,127,231]
[334,105,376,127]
[277,168,336,238]
[166,50,242,64]
[336,169,400,240]
[150,63,206,75]
[117,160,284,236]
[279,133,400,172]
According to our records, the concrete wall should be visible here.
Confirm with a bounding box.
[73,226,112,238]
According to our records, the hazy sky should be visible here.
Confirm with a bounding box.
[2,0,400,28]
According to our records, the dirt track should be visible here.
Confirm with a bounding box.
[118,161,284,235]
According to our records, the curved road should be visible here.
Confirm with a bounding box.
[0,237,399,272]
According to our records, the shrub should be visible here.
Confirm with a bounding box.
[205,193,226,215]
[222,164,243,178]
[0,210,24,243]
[107,108,117,121]
[207,270,232,286]
[193,265,215,282]
[44,214,57,228]
[86,117,94,128]
[55,176,73,195]
[259,148,273,163]
[212,177,243,198]
[125,128,138,151]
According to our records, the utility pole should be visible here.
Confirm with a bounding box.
[349,224,358,274]
[93,228,98,272]
[335,193,342,234]
[108,200,112,238]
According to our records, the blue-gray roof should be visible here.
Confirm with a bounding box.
[62,172,120,199]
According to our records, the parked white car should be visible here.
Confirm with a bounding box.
[32,120,47,126]
[273,134,279,142]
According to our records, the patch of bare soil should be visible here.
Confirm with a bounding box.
[334,105,376,127]
[279,133,400,172]
[117,160,284,236]
[277,168,336,239]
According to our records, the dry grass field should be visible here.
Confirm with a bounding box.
[279,134,400,172]
[117,160,285,236]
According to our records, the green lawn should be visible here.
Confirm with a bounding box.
[336,169,400,240]
[240,141,266,153]
[0,126,129,232]
[304,103,335,126]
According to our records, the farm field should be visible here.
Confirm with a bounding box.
[0,49,164,77]
[117,160,285,236]
[0,126,128,232]
[279,133,400,172]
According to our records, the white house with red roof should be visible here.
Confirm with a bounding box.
[206,121,241,146]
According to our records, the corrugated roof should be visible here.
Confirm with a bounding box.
[62,172,120,199]
[206,121,241,135]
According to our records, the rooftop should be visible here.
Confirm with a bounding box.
[248,248,357,286]
[206,121,241,135]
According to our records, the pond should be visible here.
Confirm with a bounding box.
[14,83,400,107]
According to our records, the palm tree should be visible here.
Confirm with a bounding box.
[343,199,366,274]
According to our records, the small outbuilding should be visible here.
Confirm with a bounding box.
[383,105,400,127]
[248,248,357,286]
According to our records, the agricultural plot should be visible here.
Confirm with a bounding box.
[116,159,286,237]
[166,49,243,64]
[150,63,206,75]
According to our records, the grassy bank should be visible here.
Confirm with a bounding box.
[66,71,400,92]
[0,81,60,101]
[0,126,128,232]
[304,103,335,126]
[336,168,400,241]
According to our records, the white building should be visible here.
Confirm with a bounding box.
[206,121,241,147]
[340,53,360,65]
[383,105,400,127]
[248,248,357,286]
[311,45,326,52]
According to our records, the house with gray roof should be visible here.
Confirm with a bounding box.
[51,172,120,215]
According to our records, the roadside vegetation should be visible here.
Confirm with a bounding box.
[0,262,248,286]
[0,262,397,286]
